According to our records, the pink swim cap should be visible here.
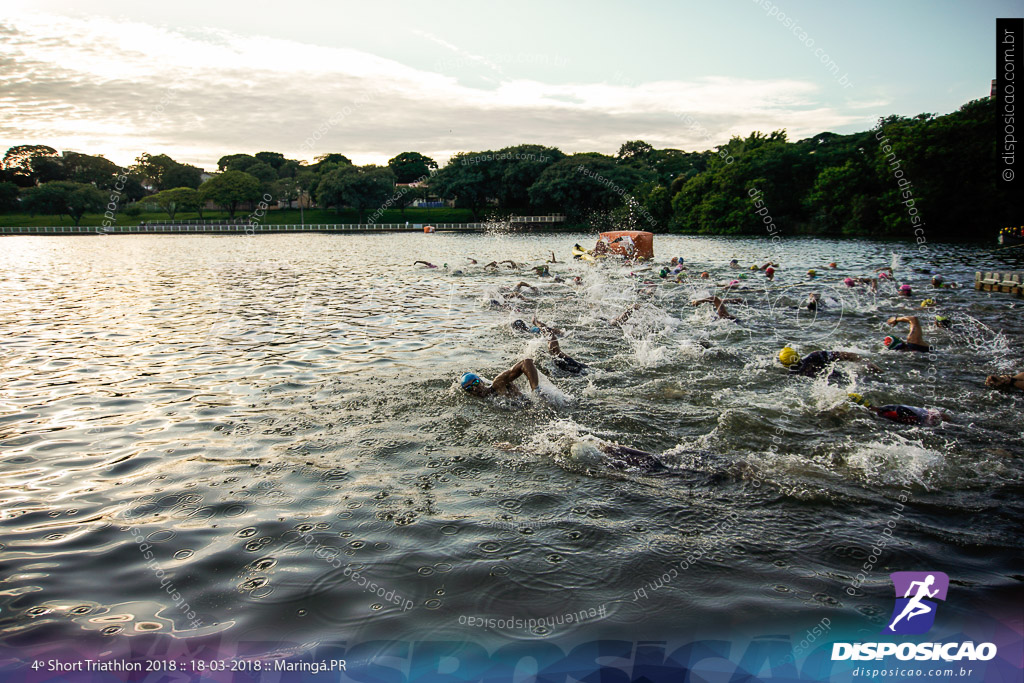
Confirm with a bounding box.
[843,277,855,286]
[899,284,912,293]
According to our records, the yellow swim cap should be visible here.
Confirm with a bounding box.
[847,392,871,408]
[778,347,799,366]
[920,298,936,308]
[750,264,758,270]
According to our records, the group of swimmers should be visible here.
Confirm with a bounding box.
[451,248,1023,459]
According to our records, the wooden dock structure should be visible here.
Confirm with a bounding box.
[0,215,566,236]
[976,271,1024,298]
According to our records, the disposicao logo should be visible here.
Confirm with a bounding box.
[832,570,998,662]
[883,571,948,635]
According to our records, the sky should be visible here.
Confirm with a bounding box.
[0,0,1018,170]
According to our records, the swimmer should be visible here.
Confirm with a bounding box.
[532,318,587,374]
[985,371,1024,391]
[765,266,775,280]
[806,292,821,312]
[778,347,880,377]
[460,359,540,398]
[828,262,837,269]
[848,394,952,426]
[505,282,537,298]
[414,260,438,268]
[612,303,641,326]
[533,264,551,277]
[692,296,739,320]
[570,442,666,472]
[729,259,740,268]
[484,260,520,270]
[548,251,559,264]
[934,315,952,329]
[898,284,913,297]
[884,316,931,352]
[807,269,817,279]
[488,282,537,308]
[466,258,478,265]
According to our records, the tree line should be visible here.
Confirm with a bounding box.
[0,96,1009,239]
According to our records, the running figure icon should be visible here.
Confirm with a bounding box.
[888,574,939,631]
[883,571,949,635]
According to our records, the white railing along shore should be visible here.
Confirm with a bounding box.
[0,216,567,235]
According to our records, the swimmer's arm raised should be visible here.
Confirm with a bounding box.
[490,359,539,395]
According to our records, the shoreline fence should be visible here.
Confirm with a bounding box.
[0,216,566,236]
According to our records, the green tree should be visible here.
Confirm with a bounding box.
[0,181,19,212]
[494,144,565,210]
[313,153,352,167]
[392,184,424,218]
[199,171,261,217]
[162,162,203,190]
[528,153,647,224]
[315,164,396,221]
[245,161,278,194]
[2,145,61,186]
[149,187,203,220]
[131,153,201,191]
[20,181,105,225]
[254,151,286,170]
[62,151,121,188]
[217,154,259,173]
[617,140,655,161]
[387,152,438,184]
[428,152,501,220]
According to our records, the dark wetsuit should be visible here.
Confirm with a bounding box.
[874,404,940,426]
[553,356,587,374]
[788,350,840,378]
[889,341,931,353]
[512,320,588,375]
[602,445,666,471]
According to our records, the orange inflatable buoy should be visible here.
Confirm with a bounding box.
[424,225,436,233]
[597,231,654,260]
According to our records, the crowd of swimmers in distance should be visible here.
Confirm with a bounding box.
[416,248,1023,466]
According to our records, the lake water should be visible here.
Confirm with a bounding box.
[0,232,1021,669]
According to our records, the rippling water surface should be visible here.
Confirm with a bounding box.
[1,232,1022,652]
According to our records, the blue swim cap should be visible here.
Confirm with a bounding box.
[460,372,481,390]
[530,327,541,334]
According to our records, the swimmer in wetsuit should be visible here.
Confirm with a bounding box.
[414,260,438,268]
[511,318,588,375]
[570,442,666,471]
[848,394,952,425]
[778,347,881,377]
[460,359,540,399]
[884,315,931,353]
[986,371,1024,391]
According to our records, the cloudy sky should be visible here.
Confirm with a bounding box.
[0,0,1015,170]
